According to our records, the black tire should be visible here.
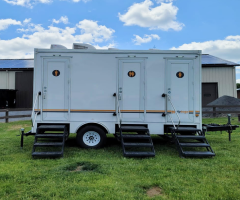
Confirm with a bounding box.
[76,125,106,148]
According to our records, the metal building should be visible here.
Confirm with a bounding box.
[201,54,240,106]
[0,59,34,108]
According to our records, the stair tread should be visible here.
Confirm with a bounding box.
[123,143,153,147]
[176,135,205,139]
[34,142,63,147]
[169,127,201,132]
[180,143,210,147]
[36,134,64,137]
[124,151,155,157]
[122,134,150,139]
[32,152,63,156]
[121,126,148,132]
[38,125,66,131]
[183,151,215,156]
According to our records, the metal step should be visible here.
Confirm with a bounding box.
[38,125,66,131]
[35,134,64,138]
[124,151,155,157]
[179,143,210,147]
[123,143,153,147]
[32,152,63,157]
[122,134,151,139]
[34,142,63,147]
[183,151,215,157]
[121,126,148,132]
[176,135,205,140]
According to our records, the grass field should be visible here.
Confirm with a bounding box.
[0,118,240,200]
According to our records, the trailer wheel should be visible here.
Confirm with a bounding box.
[76,126,106,148]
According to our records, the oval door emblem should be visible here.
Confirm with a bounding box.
[176,71,184,78]
[128,71,136,77]
[52,70,60,77]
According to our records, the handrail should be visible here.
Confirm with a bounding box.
[116,96,122,129]
[168,111,176,129]
[164,93,181,129]
[31,91,41,127]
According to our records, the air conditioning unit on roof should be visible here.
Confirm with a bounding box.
[72,43,96,50]
[50,44,67,49]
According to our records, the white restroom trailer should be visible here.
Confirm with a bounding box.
[32,44,203,156]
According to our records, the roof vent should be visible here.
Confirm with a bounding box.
[50,44,67,49]
[72,43,96,50]
[108,48,119,50]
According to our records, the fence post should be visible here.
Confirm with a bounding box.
[213,107,216,117]
[5,110,9,123]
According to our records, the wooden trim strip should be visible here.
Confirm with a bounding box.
[146,110,165,112]
[42,109,68,112]
[71,109,115,112]
[37,109,200,114]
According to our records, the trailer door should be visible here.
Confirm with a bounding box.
[166,59,194,123]
[118,59,145,122]
[42,58,70,121]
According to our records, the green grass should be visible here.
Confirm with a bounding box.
[0,118,240,200]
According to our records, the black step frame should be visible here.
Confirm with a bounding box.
[170,127,215,158]
[118,122,155,158]
[32,125,68,158]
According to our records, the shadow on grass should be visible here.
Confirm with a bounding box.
[65,134,178,158]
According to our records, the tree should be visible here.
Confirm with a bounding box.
[237,83,240,89]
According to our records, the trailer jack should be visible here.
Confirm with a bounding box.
[18,128,35,149]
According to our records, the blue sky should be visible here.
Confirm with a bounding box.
[0,0,240,80]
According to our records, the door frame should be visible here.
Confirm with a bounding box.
[41,57,71,121]
[164,57,195,123]
[117,58,147,122]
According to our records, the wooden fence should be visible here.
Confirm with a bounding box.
[0,108,32,123]
[202,105,240,117]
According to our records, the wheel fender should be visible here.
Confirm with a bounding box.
[75,122,110,134]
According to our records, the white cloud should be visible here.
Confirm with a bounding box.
[236,67,240,74]
[94,43,116,49]
[133,34,160,45]
[0,20,115,59]
[3,0,90,8]
[118,0,184,31]
[225,35,240,41]
[17,23,45,32]
[23,18,31,25]
[3,0,51,8]
[72,0,91,2]
[171,35,240,63]
[236,79,240,83]
[76,19,115,43]
[52,16,69,24]
[156,0,174,3]
[0,19,22,31]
